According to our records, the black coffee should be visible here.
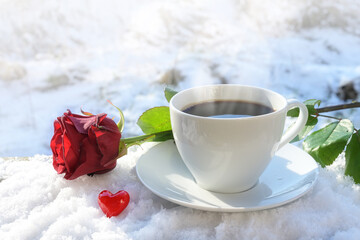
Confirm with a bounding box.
[182,100,274,118]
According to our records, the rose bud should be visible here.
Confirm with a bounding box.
[50,110,122,180]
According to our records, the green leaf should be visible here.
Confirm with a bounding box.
[291,116,318,143]
[287,99,321,117]
[345,132,360,183]
[303,119,354,167]
[137,106,172,134]
[124,105,174,147]
[287,107,300,117]
[305,99,322,115]
[164,87,178,103]
[107,100,125,132]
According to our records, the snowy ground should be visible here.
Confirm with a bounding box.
[1,0,360,239]
[1,143,360,240]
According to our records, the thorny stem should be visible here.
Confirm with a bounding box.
[316,102,360,113]
[316,114,343,121]
[315,108,359,132]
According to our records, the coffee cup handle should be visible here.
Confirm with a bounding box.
[277,99,308,150]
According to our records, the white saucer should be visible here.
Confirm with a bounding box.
[136,141,319,212]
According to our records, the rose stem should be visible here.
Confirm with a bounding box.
[316,102,360,113]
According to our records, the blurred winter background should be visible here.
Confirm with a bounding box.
[0,0,359,157]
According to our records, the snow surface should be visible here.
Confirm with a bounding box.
[1,144,360,240]
[1,0,360,239]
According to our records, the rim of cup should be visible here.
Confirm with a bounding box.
[169,84,288,121]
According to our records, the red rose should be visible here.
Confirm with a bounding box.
[50,110,121,180]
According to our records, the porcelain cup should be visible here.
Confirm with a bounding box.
[169,84,308,193]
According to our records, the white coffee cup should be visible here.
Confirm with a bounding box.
[169,84,308,193]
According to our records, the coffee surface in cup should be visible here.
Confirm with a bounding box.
[182,100,274,118]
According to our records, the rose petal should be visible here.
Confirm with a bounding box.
[67,136,103,180]
[51,110,121,180]
[99,117,121,133]
[66,111,107,134]
[91,125,121,167]
[51,120,66,173]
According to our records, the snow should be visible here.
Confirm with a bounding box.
[1,146,360,239]
[1,0,360,239]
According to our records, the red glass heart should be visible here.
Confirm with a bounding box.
[98,190,130,218]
